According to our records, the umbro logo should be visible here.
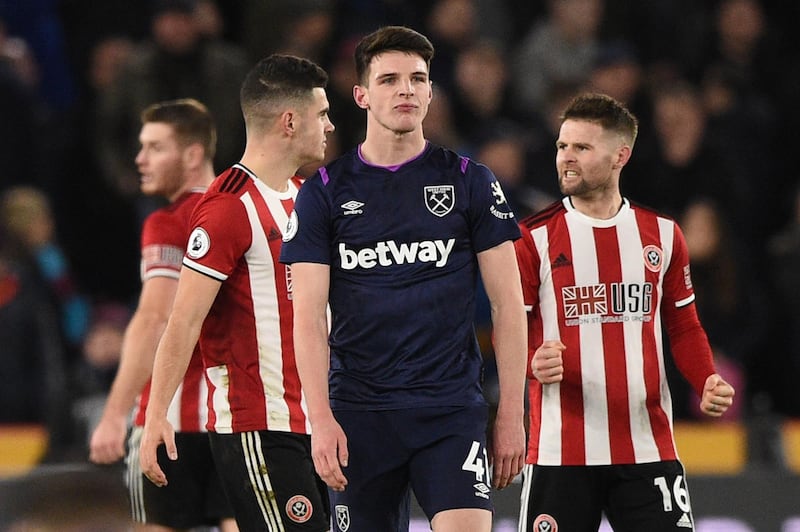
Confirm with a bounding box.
[552,253,571,268]
[267,227,283,241]
[473,482,490,499]
[341,200,364,215]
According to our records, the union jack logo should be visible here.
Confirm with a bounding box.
[562,285,607,317]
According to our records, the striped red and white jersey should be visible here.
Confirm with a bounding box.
[133,189,209,431]
[183,164,309,435]
[516,197,701,466]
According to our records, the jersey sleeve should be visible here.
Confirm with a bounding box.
[279,174,332,265]
[465,160,521,252]
[662,222,715,395]
[140,210,186,281]
[514,224,543,379]
[661,223,696,309]
[182,192,252,281]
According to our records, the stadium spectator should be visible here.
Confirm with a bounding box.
[95,0,248,212]
[510,0,604,118]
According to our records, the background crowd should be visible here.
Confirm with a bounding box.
[1,0,799,462]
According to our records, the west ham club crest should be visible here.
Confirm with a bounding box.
[424,185,455,217]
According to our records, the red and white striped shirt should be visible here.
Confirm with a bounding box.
[133,189,208,431]
[516,197,709,466]
[183,164,309,434]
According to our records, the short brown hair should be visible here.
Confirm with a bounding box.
[561,92,639,147]
[239,54,328,133]
[354,26,434,85]
[141,98,217,160]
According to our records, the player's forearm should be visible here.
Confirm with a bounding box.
[294,317,333,422]
[665,303,715,396]
[146,317,199,418]
[491,304,528,415]
[101,311,167,419]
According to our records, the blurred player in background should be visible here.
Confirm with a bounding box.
[89,98,237,531]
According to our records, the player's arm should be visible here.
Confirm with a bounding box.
[290,261,348,492]
[140,267,220,487]
[664,302,735,417]
[477,240,527,489]
[89,276,178,464]
[663,223,734,417]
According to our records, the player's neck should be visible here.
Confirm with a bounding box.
[360,128,426,167]
[569,192,624,220]
[239,149,294,193]
[168,166,214,202]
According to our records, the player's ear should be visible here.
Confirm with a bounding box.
[613,144,632,169]
[280,110,296,135]
[183,143,204,169]
[353,85,369,110]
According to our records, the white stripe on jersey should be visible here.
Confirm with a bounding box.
[207,364,233,431]
[532,225,562,463]
[566,213,612,465]
[166,381,183,431]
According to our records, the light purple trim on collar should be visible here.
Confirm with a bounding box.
[320,166,330,185]
[459,156,469,174]
[357,142,428,172]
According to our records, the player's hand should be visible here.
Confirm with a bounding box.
[700,373,735,417]
[489,406,525,490]
[89,414,128,464]
[310,414,348,492]
[532,340,565,384]
[139,417,177,487]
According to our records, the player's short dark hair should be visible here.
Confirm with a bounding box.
[561,92,639,147]
[141,98,217,160]
[354,26,434,85]
[240,54,329,132]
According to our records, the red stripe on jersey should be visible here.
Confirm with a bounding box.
[206,377,218,430]
[179,347,203,431]
[527,380,544,465]
[594,226,635,463]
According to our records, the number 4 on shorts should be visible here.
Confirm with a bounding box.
[461,441,489,483]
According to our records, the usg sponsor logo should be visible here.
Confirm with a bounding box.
[339,239,455,270]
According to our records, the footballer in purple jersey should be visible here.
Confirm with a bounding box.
[282,142,519,410]
[281,26,527,532]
